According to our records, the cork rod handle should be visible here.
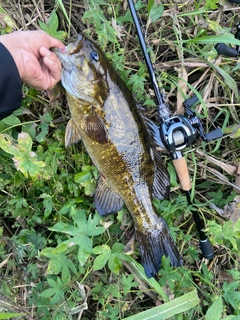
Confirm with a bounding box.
[172,157,191,191]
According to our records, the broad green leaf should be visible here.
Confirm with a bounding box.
[123,289,199,320]
[205,297,223,320]
[93,244,111,254]
[43,196,53,218]
[1,115,20,126]
[223,221,237,249]
[38,11,67,40]
[38,20,47,32]
[0,133,20,156]
[147,0,154,14]
[0,7,16,32]
[61,263,71,285]
[205,0,218,9]
[49,221,79,236]
[77,236,92,265]
[70,207,87,230]
[52,242,71,254]
[47,278,58,288]
[148,3,164,24]
[36,122,50,143]
[17,132,32,152]
[112,242,125,253]
[47,256,65,275]
[16,158,46,179]
[82,179,96,196]
[233,219,240,237]
[41,247,56,259]
[108,255,122,274]
[75,171,92,183]
[93,251,111,270]
[0,132,48,179]
[47,11,59,34]
[86,213,105,236]
[39,287,58,298]
[122,274,138,295]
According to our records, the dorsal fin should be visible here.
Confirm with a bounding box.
[152,148,170,200]
[141,115,166,150]
[139,114,170,199]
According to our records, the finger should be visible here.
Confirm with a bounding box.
[40,46,62,80]
[42,55,62,85]
[39,46,59,63]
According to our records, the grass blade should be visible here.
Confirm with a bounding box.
[123,288,199,320]
[207,61,239,97]
[186,34,240,47]
[123,257,170,302]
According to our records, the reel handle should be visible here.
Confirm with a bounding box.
[205,128,223,141]
[215,43,238,57]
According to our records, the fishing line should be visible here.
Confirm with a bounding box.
[127,0,223,261]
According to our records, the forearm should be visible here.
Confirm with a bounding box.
[0,43,22,120]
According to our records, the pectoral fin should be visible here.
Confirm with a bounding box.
[84,113,108,144]
[65,118,82,147]
[94,176,124,217]
[152,148,170,200]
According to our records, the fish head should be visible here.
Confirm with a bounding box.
[53,34,109,106]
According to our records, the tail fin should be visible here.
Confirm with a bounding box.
[136,217,182,278]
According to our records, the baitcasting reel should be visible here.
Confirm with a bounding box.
[159,102,223,160]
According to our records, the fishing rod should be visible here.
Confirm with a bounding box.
[127,0,223,260]
[228,0,240,3]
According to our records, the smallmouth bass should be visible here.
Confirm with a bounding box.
[54,34,182,277]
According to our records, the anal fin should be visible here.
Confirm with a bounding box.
[94,176,124,217]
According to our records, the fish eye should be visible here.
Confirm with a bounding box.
[90,51,99,62]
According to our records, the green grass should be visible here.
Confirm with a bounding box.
[0,0,240,319]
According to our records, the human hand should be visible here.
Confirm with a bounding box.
[0,30,65,90]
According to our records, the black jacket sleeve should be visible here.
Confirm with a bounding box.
[0,43,22,120]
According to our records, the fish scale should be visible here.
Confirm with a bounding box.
[54,34,182,278]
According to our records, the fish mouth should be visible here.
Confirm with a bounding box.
[52,34,85,72]
[68,34,85,55]
[52,35,100,104]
